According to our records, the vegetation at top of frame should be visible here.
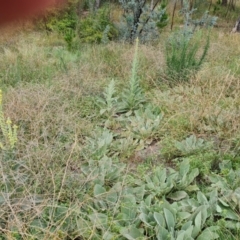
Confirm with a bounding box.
[163,0,217,84]
[37,0,78,49]
[1,0,240,239]
[117,0,169,43]
[36,0,170,45]
[78,5,118,43]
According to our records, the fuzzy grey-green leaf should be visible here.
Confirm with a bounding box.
[120,226,144,240]
[164,208,175,231]
[94,184,106,197]
[154,212,166,227]
[167,191,188,201]
[196,226,219,240]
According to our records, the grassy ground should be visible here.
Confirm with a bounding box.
[0,19,240,239]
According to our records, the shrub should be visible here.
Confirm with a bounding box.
[164,0,217,84]
[78,6,118,43]
[118,0,168,43]
[156,1,169,29]
[165,30,210,83]
[37,0,78,50]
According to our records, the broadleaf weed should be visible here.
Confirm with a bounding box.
[96,79,118,117]
[175,135,212,156]
[125,105,163,144]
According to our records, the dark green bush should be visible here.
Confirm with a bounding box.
[156,1,169,29]
[78,7,118,43]
[165,30,210,83]
[37,0,78,50]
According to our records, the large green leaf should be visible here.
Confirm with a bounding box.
[88,212,108,229]
[186,185,199,192]
[93,199,108,211]
[121,195,137,221]
[196,226,219,240]
[197,192,208,205]
[187,168,199,185]
[164,208,175,231]
[156,225,170,240]
[189,205,209,228]
[178,212,191,220]
[176,231,186,240]
[183,225,194,240]
[139,212,151,226]
[194,211,202,229]
[179,159,190,176]
[120,225,144,240]
[224,220,240,230]
[94,184,106,197]
[157,168,167,183]
[221,208,240,221]
[192,225,201,239]
[106,191,118,204]
[144,195,153,207]
[132,185,145,201]
[176,228,194,240]
[167,191,188,201]
[154,212,166,227]
[103,231,116,240]
[75,217,93,238]
[182,221,193,231]
[146,176,155,189]
[218,198,229,207]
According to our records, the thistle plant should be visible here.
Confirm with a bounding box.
[0,90,17,150]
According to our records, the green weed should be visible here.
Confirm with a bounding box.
[165,30,210,83]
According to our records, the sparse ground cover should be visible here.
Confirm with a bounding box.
[1,2,240,239]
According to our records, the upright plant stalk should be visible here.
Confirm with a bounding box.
[131,37,139,85]
[128,37,140,109]
[118,38,145,113]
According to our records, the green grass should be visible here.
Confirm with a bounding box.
[1,20,240,239]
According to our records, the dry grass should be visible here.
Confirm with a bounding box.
[149,29,240,153]
[0,24,240,238]
[1,27,240,162]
